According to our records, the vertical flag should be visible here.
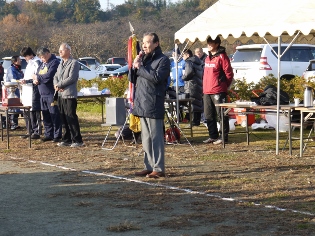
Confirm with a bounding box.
[127,22,140,108]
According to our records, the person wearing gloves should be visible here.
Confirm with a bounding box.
[182,49,203,127]
[202,36,234,145]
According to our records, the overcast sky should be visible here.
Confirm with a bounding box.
[100,0,180,10]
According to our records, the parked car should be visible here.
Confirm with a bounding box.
[78,57,100,70]
[55,57,97,81]
[302,59,315,81]
[96,64,122,77]
[106,57,127,66]
[78,61,98,80]
[2,56,27,77]
[78,60,88,66]
[231,44,315,83]
[102,65,129,80]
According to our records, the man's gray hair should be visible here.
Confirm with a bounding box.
[61,43,71,51]
[37,47,50,56]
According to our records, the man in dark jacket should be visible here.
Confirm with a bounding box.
[33,47,62,142]
[203,36,234,145]
[129,32,170,178]
[20,47,42,139]
[182,49,203,126]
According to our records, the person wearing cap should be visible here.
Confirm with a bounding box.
[203,36,234,145]
[170,47,185,93]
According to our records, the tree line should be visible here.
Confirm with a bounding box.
[0,0,218,62]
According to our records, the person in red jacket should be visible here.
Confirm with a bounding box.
[203,36,234,145]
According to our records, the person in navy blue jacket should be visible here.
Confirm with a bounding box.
[32,47,62,142]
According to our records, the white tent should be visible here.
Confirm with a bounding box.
[175,0,315,44]
[174,0,315,154]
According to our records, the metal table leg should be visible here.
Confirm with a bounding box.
[221,106,225,148]
[6,110,9,149]
[300,110,304,157]
[288,109,292,156]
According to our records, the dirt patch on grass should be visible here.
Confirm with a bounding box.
[1,123,315,235]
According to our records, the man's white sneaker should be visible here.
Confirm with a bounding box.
[70,142,84,147]
[203,138,217,143]
[57,142,71,147]
[213,139,222,145]
[213,139,228,145]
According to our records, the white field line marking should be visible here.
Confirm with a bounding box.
[11,157,315,216]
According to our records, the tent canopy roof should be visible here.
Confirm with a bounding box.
[174,0,315,44]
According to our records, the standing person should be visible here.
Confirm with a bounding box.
[0,62,4,83]
[5,56,24,130]
[32,47,62,142]
[171,48,186,121]
[0,62,4,101]
[203,36,234,145]
[20,47,41,139]
[195,47,208,124]
[130,32,170,178]
[53,43,83,147]
[182,49,203,126]
[194,47,207,67]
[170,48,185,93]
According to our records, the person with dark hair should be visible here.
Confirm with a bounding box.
[203,36,234,145]
[5,55,24,130]
[129,32,170,178]
[32,47,62,142]
[19,47,41,139]
[182,49,203,126]
[53,43,83,147]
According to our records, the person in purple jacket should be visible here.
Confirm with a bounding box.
[32,47,62,142]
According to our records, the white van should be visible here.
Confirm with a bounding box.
[231,44,315,83]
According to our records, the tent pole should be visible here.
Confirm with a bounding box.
[175,44,180,124]
[276,36,281,155]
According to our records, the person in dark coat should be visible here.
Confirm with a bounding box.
[20,47,42,139]
[129,32,170,179]
[182,49,203,126]
[194,47,207,67]
[33,47,62,143]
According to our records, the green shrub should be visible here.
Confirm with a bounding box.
[230,75,311,102]
[78,75,129,97]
